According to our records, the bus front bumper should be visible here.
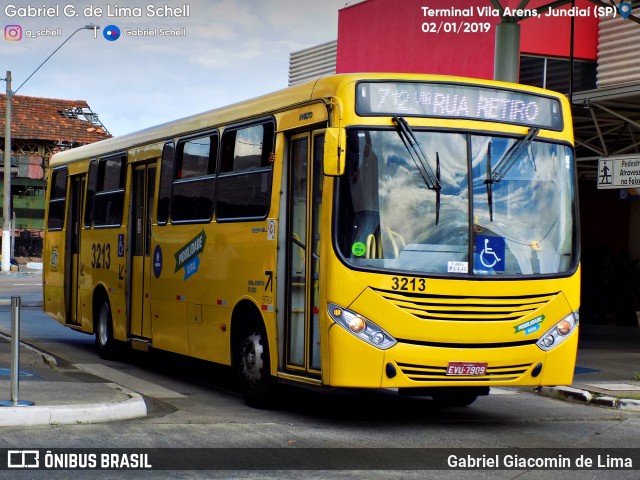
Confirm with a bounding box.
[326,322,578,389]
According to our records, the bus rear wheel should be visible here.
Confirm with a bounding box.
[235,324,276,408]
[95,298,117,359]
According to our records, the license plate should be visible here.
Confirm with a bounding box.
[446,362,487,376]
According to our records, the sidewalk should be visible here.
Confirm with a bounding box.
[0,332,146,427]
[536,324,640,411]
[0,269,148,426]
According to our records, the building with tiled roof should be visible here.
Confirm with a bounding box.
[1,94,111,178]
[1,94,110,236]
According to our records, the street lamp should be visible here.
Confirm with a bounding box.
[2,24,99,272]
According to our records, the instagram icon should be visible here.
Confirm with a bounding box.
[4,25,22,41]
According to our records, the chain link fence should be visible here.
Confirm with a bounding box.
[13,230,43,260]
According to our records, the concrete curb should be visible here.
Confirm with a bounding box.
[0,334,148,426]
[0,383,147,426]
[535,386,640,412]
[0,331,57,367]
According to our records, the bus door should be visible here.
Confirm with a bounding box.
[285,131,324,375]
[64,175,84,325]
[128,162,157,340]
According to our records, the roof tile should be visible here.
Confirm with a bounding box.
[0,94,111,145]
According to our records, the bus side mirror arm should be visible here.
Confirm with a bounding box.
[323,127,345,176]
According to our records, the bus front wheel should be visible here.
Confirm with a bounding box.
[235,324,276,408]
[95,298,116,359]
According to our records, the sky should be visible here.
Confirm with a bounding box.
[1,1,354,136]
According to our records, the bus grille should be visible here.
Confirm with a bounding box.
[371,288,559,322]
[397,362,532,382]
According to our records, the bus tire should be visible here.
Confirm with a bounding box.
[95,298,117,359]
[235,323,276,408]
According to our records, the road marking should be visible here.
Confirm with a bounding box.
[489,387,519,395]
[585,383,640,392]
[74,364,186,399]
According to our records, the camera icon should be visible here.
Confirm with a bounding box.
[4,24,23,41]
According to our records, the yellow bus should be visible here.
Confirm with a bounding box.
[43,73,579,407]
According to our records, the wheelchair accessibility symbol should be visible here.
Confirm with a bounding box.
[118,234,125,257]
[475,235,505,272]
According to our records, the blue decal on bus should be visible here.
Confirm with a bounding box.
[118,234,125,257]
[183,256,200,281]
[514,315,545,335]
[153,244,162,278]
[475,235,505,272]
[174,230,206,280]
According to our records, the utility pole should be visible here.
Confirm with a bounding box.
[2,72,12,272]
[491,0,525,83]
[1,25,99,272]
[494,21,521,83]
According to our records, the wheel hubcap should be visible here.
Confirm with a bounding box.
[98,305,109,346]
[241,332,264,385]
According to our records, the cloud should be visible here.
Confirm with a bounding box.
[1,0,349,136]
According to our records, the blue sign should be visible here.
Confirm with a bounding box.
[153,245,162,278]
[475,235,505,273]
[118,234,125,257]
[183,255,200,281]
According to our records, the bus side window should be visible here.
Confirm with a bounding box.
[217,120,274,220]
[47,167,68,231]
[93,154,126,228]
[84,159,97,228]
[170,132,218,223]
[157,142,174,225]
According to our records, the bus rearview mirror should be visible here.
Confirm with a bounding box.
[323,127,345,176]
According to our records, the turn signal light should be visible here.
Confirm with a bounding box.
[556,320,571,336]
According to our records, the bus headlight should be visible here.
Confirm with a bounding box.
[536,311,579,352]
[328,303,397,350]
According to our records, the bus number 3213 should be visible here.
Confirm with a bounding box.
[391,277,426,292]
[91,243,111,270]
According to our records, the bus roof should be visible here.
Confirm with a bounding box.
[49,72,566,167]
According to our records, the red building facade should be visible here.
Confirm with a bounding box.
[337,0,598,78]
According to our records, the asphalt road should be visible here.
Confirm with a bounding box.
[0,272,639,479]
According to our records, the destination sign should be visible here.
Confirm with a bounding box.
[356,81,563,130]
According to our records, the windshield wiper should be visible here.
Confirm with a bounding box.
[490,127,540,182]
[484,142,494,222]
[393,116,442,223]
[435,151,441,225]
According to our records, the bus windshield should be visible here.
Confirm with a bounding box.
[335,128,577,276]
